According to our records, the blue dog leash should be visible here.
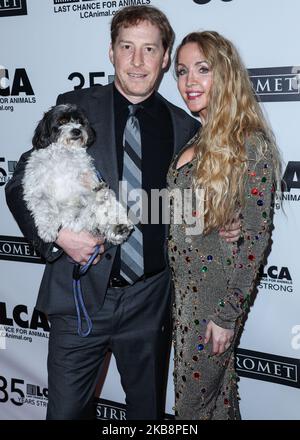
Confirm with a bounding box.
[72,246,99,337]
[72,169,110,337]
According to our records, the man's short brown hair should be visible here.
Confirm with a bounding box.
[111,5,175,53]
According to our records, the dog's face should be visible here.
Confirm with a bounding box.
[32,104,95,150]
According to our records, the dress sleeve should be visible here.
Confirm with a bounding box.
[210,135,275,329]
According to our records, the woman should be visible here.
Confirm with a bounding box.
[167,31,281,420]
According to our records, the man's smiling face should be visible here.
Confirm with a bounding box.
[109,20,169,104]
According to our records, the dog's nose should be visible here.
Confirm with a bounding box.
[72,128,81,137]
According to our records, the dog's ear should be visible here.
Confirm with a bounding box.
[32,112,52,149]
[86,125,96,147]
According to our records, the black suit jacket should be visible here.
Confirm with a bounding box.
[5,83,200,315]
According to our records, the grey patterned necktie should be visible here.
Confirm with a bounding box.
[120,104,144,284]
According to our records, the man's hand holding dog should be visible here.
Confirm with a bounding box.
[56,229,105,265]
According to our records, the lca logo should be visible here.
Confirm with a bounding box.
[0,301,49,331]
[0,0,27,17]
[0,66,36,110]
[0,66,34,97]
[274,161,300,209]
[258,265,293,294]
[282,161,300,192]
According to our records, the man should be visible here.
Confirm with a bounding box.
[6,6,239,420]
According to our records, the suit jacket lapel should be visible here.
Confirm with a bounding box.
[87,84,119,196]
[158,94,192,156]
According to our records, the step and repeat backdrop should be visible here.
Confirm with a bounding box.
[1,0,300,420]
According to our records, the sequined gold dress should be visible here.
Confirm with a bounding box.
[167,133,274,420]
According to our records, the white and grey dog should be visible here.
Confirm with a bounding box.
[23,104,133,245]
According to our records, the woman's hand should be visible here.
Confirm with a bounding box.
[219,212,241,243]
[204,320,234,355]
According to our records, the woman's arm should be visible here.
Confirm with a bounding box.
[209,134,275,330]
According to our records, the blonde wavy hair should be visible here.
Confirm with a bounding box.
[175,31,281,234]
